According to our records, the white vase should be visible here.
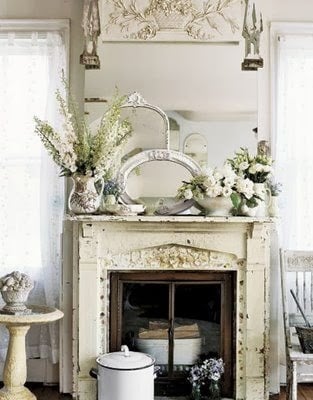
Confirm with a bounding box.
[268,195,279,217]
[240,204,258,217]
[253,183,271,217]
[99,194,117,213]
[195,196,233,216]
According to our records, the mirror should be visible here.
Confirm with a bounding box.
[85,29,259,205]
[85,42,258,139]
[125,160,192,199]
[167,110,258,168]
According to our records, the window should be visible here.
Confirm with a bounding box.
[273,24,313,249]
[0,20,68,364]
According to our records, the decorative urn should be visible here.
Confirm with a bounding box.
[0,271,34,315]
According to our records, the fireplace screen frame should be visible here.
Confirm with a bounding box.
[110,270,235,397]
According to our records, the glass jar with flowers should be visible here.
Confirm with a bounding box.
[34,83,132,214]
[188,357,224,400]
[98,179,122,212]
[176,164,237,216]
[228,148,273,216]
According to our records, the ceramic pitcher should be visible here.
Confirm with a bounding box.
[68,174,104,214]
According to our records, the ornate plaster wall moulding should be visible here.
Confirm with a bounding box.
[100,0,244,42]
[101,243,241,270]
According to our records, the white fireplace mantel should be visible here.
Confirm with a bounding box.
[67,215,272,400]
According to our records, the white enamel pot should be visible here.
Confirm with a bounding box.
[91,345,156,400]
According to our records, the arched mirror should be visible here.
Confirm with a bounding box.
[183,133,208,168]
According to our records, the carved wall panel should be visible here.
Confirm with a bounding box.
[100,0,244,42]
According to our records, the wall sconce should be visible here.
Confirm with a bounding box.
[80,0,101,69]
[242,0,263,71]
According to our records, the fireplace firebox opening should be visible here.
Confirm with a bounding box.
[110,271,235,398]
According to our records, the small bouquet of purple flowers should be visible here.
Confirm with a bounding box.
[188,358,224,400]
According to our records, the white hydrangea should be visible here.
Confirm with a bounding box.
[222,186,233,197]
[205,184,222,198]
[235,177,255,199]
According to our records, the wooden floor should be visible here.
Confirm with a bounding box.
[31,384,71,399]
[0,383,311,399]
[271,384,313,400]
[17,384,71,400]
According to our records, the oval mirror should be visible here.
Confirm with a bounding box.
[117,149,202,215]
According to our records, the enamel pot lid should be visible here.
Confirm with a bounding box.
[96,345,155,371]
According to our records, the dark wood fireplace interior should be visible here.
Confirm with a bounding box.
[110,271,235,398]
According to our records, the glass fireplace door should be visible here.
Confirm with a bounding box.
[110,272,233,397]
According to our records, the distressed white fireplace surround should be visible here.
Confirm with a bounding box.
[69,215,272,400]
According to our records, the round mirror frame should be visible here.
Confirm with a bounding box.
[117,149,202,210]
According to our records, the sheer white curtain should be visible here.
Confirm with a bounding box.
[275,33,313,250]
[0,28,67,363]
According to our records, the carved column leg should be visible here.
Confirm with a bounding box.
[0,324,36,400]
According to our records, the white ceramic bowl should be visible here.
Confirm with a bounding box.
[135,337,202,365]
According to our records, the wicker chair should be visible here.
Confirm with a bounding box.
[280,249,313,400]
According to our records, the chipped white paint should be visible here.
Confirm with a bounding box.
[69,215,272,400]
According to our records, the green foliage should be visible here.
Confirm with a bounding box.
[230,192,241,209]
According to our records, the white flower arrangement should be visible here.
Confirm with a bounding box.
[177,158,273,214]
[226,147,274,211]
[34,80,132,179]
[228,147,273,184]
[177,164,237,202]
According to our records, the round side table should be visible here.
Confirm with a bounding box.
[0,305,64,400]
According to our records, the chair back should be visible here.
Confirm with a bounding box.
[280,249,313,351]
